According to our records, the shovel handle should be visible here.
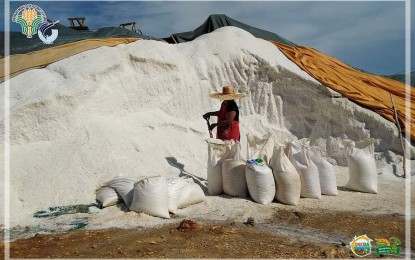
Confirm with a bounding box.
[205,118,213,138]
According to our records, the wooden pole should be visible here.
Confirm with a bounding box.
[390,94,406,178]
[205,118,213,138]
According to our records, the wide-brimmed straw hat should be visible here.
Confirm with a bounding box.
[209,86,246,100]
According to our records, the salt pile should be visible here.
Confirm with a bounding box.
[0,27,412,230]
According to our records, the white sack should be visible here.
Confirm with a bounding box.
[309,146,338,196]
[285,138,310,156]
[222,142,248,197]
[103,176,136,208]
[177,179,206,209]
[206,138,231,195]
[288,144,321,199]
[246,133,275,164]
[269,145,301,205]
[245,163,275,204]
[167,177,188,214]
[226,140,244,161]
[130,176,170,218]
[344,139,378,193]
[95,186,122,207]
[222,159,247,197]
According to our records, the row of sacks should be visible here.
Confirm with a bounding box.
[206,135,378,206]
[249,135,378,195]
[206,138,332,205]
[286,138,378,194]
[95,176,205,218]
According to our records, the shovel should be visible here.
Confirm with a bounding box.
[204,117,213,138]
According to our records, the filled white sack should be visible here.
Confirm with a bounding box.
[222,142,248,197]
[269,145,301,205]
[222,159,247,197]
[206,138,232,195]
[103,176,136,208]
[309,146,337,196]
[245,163,275,204]
[130,176,170,219]
[287,144,321,199]
[344,139,378,193]
[177,179,206,209]
[246,133,275,165]
[167,177,188,214]
[95,186,122,207]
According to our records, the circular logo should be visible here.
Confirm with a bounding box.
[37,21,59,44]
[12,4,47,38]
[350,235,373,257]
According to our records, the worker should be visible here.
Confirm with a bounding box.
[203,86,246,141]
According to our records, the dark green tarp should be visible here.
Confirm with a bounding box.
[163,14,296,46]
[1,21,160,56]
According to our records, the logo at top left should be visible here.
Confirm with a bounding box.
[12,4,59,44]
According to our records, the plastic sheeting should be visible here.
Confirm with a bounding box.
[163,14,295,46]
[1,37,140,82]
[272,41,415,141]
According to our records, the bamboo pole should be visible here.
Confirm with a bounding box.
[390,94,406,178]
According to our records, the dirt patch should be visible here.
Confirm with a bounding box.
[1,210,411,258]
[1,222,350,259]
[176,219,200,232]
[271,209,410,248]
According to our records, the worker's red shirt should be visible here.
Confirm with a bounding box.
[216,101,240,142]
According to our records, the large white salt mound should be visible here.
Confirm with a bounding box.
[0,26,410,227]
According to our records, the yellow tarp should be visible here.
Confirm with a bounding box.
[0,37,140,82]
[270,41,414,141]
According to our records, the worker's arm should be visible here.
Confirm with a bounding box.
[203,111,219,120]
[209,111,236,130]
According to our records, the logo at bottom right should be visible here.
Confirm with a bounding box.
[374,237,401,256]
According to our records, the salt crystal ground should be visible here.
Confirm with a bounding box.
[0,27,414,236]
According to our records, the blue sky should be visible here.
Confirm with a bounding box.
[3,0,414,75]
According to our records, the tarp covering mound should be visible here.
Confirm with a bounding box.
[1,24,161,81]
[163,14,295,46]
[271,42,415,141]
[1,38,140,82]
[1,23,158,55]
